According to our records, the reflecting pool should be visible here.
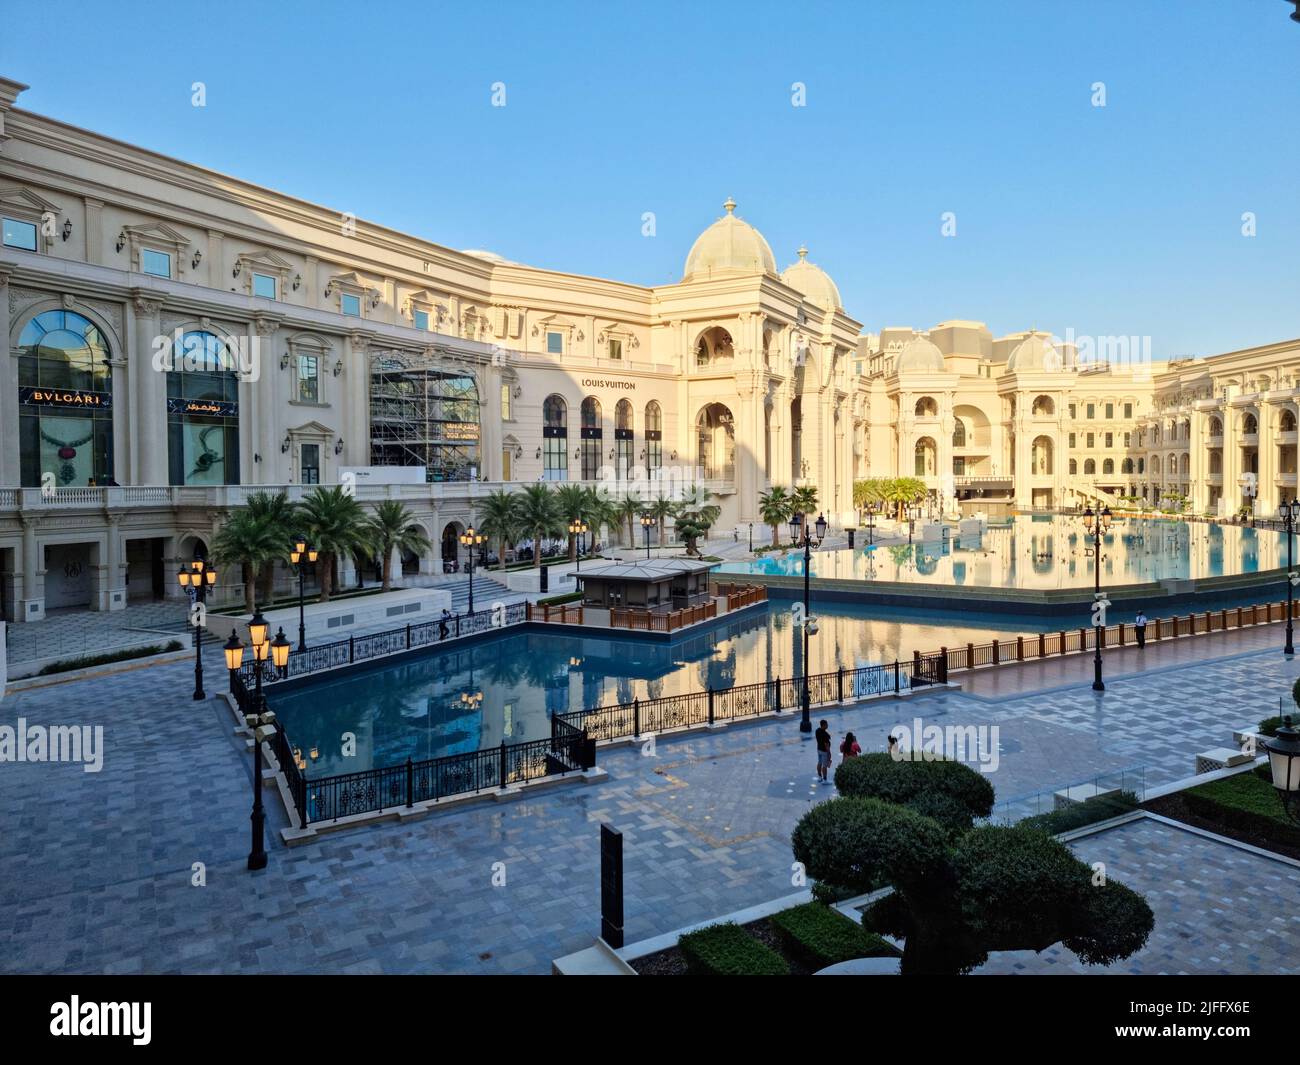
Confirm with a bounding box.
[271,602,1041,776]
[718,516,1287,589]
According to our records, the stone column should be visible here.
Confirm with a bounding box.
[480,360,502,482]
[16,512,43,622]
[131,291,167,485]
[0,264,17,487]
[103,512,127,612]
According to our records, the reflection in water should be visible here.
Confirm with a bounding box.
[272,602,1039,776]
[720,516,1287,590]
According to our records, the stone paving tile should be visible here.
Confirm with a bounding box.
[2,641,1299,974]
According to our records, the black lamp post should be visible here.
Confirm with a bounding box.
[866,502,878,545]
[1288,1,1300,25]
[748,522,753,553]
[788,510,828,733]
[460,525,485,614]
[569,518,589,573]
[640,514,654,559]
[1264,718,1300,822]
[1082,504,1113,691]
[177,549,217,700]
[225,618,291,871]
[289,534,318,652]
[1279,499,1299,656]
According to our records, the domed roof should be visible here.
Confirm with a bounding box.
[1006,332,1064,373]
[780,246,842,311]
[682,198,777,281]
[895,335,946,374]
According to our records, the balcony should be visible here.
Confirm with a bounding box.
[1279,473,1298,487]
[1241,433,1259,447]
[1207,435,1223,448]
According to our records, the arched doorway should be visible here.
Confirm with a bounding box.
[441,521,465,573]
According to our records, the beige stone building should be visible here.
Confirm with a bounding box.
[1,72,1297,623]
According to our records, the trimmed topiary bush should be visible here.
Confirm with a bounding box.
[677,923,789,976]
[833,752,995,836]
[769,902,898,970]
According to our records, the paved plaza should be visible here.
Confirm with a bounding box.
[1,629,1299,974]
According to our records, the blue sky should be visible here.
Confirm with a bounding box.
[3,0,1297,358]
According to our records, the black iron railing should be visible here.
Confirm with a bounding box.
[232,600,528,687]
[557,655,946,743]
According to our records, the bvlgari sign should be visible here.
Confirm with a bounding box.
[20,387,113,410]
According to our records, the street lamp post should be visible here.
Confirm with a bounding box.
[866,502,878,545]
[1082,504,1113,692]
[459,525,485,614]
[289,534,318,652]
[568,518,589,573]
[177,549,218,700]
[640,514,654,559]
[1264,718,1300,822]
[1279,499,1299,656]
[787,510,828,733]
[224,616,291,871]
[748,522,753,553]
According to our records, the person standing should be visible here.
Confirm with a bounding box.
[840,731,861,764]
[814,720,832,783]
[1134,610,1147,649]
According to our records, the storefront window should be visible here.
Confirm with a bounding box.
[542,394,568,481]
[167,331,240,485]
[17,310,114,487]
[645,400,662,475]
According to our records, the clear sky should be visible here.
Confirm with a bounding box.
[3,0,1297,358]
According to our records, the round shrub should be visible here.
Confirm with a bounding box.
[1062,880,1155,966]
[834,752,995,834]
[791,796,951,895]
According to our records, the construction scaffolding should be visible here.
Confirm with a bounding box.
[369,351,480,481]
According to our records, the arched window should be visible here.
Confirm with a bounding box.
[16,309,115,487]
[1069,458,1078,475]
[1121,458,1134,474]
[580,397,602,479]
[168,331,241,485]
[915,396,938,418]
[1243,412,1258,435]
[542,394,568,480]
[644,400,663,475]
[1103,458,1114,475]
[952,418,966,448]
[615,399,633,480]
[696,403,735,481]
[914,437,937,477]
[1282,410,1297,433]
[1084,458,1096,475]
[1032,395,1054,417]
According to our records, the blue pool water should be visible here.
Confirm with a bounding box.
[718,516,1288,588]
[271,601,1045,776]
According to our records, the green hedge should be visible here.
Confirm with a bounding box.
[769,903,897,970]
[1182,768,1299,848]
[38,640,185,676]
[536,590,582,607]
[677,923,789,976]
[834,753,995,836]
[1019,790,1140,835]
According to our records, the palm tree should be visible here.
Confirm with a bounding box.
[587,488,619,554]
[477,489,522,571]
[366,500,432,593]
[673,486,721,557]
[555,483,592,561]
[212,508,282,615]
[297,485,371,601]
[515,483,564,569]
[648,493,675,548]
[792,484,819,518]
[758,486,794,548]
[243,489,298,605]
[617,491,645,547]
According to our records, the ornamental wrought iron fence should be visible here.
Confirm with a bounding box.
[231,600,528,687]
[556,654,947,743]
[921,597,1300,677]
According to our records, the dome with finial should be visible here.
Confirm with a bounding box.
[894,334,947,374]
[1006,331,1064,373]
[780,245,842,311]
[682,198,778,282]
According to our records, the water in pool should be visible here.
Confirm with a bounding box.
[271,602,1044,776]
[718,515,1287,589]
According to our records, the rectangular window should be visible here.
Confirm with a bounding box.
[341,292,361,317]
[300,443,320,484]
[546,331,563,355]
[2,217,38,250]
[1087,433,1095,448]
[1105,432,1113,448]
[607,338,622,361]
[1086,403,1095,419]
[1124,402,1133,419]
[1105,403,1114,419]
[141,248,172,278]
[414,309,430,331]
[1069,433,1076,448]
[296,355,319,403]
[1068,403,1076,420]
[500,382,512,421]
[252,272,277,299]
[543,435,568,480]
[1124,432,1131,447]
[501,447,513,481]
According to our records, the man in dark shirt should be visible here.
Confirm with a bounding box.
[814,720,832,783]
